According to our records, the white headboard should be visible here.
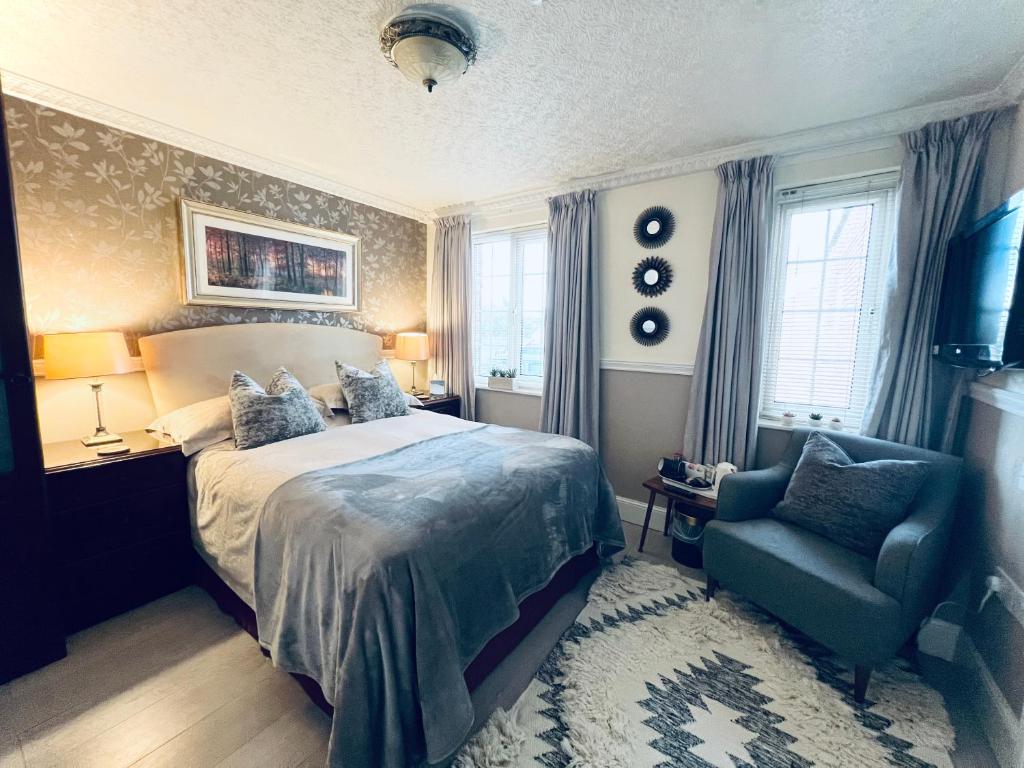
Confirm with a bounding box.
[139,323,382,415]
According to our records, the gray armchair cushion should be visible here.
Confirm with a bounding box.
[770,432,929,557]
[704,518,903,665]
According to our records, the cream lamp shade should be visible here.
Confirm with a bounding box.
[395,332,429,361]
[43,332,132,380]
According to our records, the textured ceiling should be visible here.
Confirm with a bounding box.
[2,0,1024,213]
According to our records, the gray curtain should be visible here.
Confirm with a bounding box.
[862,110,998,450]
[540,190,600,449]
[428,215,475,420]
[683,156,775,470]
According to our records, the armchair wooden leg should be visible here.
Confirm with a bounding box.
[854,666,871,703]
[705,574,718,601]
[638,490,656,553]
[663,498,674,536]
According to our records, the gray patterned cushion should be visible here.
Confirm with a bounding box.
[228,367,327,450]
[771,432,929,557]
[335,360,410,423]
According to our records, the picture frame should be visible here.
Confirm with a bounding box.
[178,198,359,312]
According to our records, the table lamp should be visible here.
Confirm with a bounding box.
[395,332,429,396]
[43,331,133,446]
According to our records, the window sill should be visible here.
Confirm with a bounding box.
[475,384,543,398]
[758,419,859,434]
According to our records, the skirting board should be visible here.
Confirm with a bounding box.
[617,495,668,533]
[957,634,1023,768]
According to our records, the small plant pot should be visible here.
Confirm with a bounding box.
[780,415,795,427]
[828,418,844,431]
[487,376,515,391]
[808,418,824,428]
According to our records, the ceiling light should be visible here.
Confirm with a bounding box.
[380,13,477,93]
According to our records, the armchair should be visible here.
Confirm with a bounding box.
[703,428,961,701]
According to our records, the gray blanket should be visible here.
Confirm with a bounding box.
[252,424,624,767]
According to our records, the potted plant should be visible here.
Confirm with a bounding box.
[808,412,824,427]
[487,368,517,391]
[828,416,844,431]
[780,410,796,427]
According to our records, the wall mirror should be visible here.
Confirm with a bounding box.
[630,307,670,346]
[633,205,676,248]
[632,255,673,297]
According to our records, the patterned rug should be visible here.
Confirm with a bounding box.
[455,559,956,768]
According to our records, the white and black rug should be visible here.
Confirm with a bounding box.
[456,559,955,768]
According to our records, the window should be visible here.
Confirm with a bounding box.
[760,173,898,430]
[471,226,547,389]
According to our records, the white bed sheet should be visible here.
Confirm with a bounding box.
[187,410,485,605]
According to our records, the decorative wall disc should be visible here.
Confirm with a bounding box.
[630,307,670,346]
[632,255,673,297]
[634,206,675,248]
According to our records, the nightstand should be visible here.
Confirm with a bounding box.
[638,476,717,560]
[415,394,462,417]
[43,430,191,632]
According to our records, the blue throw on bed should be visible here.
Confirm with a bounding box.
[251,424,625,767]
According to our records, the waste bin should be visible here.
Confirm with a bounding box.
[671,511,705,568]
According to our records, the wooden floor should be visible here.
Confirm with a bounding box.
[0,522,997,767]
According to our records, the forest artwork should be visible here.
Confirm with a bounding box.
[180,198,359,312]
[204,227,347,297]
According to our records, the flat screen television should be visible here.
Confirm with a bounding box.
[934,189,1024,369]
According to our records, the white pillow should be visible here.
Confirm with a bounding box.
[308,382,347,410]
[149,390,333,456]
[146,396,234,456]
[308,381,422,410]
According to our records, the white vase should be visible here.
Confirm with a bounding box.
[780,415,795,427]
[808,419,823,429]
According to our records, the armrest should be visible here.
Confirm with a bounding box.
[715,465,791,522]
[874,501,953,634]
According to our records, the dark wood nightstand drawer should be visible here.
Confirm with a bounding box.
[46,450,185,509]
[42,430,191,631]
[62,533,192,632]
[417,395,461,417]
[51,484,188,563]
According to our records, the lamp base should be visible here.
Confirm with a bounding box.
[408,387,425,397]
[82,430,123,447]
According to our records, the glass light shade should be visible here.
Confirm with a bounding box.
[43,331,132,380]
[391,35,468,90]
[395,332,430,361]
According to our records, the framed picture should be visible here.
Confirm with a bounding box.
[179,198,359,312]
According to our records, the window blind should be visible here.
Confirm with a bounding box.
[760,172,898,430]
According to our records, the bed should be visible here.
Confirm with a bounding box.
[138,323,625,768]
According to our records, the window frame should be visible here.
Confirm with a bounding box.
[471,224,548,392]
[760,172,899,430]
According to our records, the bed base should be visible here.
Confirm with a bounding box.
[193,547,599,716]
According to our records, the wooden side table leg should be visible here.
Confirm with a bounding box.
[638,490,657,552]
[663,498,674,536]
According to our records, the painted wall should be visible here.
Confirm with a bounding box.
[475,389,541,431]
[5,95,426,442]
[597,172,718,365]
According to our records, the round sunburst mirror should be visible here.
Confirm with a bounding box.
[633,206,676,249]
[630,307,670,346]
[632,256,673,297]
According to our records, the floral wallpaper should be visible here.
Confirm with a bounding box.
[4,96,426,353]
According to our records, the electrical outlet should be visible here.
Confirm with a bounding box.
[995,567,1024,629]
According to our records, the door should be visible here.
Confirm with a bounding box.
[0,87,66,682]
